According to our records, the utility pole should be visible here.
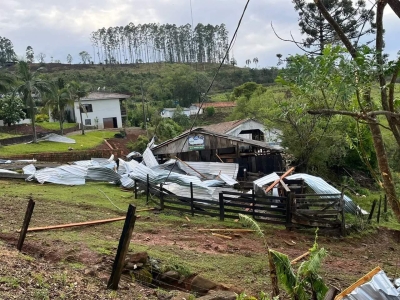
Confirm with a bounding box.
[140,80,148,135]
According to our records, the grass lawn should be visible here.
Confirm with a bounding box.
[0,130,115,156]
[37,122,77,131]
[0,132,21,139]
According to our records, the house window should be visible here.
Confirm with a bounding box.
[85,119,91,125]
[80,104,93,113]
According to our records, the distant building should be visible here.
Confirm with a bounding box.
[161,102,237,118]
[73,92,130,129]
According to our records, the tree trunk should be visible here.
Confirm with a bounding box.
[268,250,280,298]
[369,120,400,221]
[30,101,37,143]
[78,98,85,135]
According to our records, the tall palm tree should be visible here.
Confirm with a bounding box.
[14,61,50,143]
[253,57,259,68]
[68,81,89,135]
[44,78,72,135]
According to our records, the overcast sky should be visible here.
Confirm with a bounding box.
[1,0,399,68]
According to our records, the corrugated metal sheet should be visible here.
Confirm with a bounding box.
[36,133,76,144]
[253,172,360,214]
[33,167,85,185]
[86,166,121,182]
[218,173,238,186]
[180,161,239,179]
[343,270,400,300]
[120,174,135,189]
[23,164,36,175]
[143,147,159,168]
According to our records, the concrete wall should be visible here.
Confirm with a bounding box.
[161,108,191,118]
[74,99,122,129]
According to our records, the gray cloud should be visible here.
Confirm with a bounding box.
[0,0,398,67]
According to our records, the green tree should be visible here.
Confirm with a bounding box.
[14,61,50,143]
[68,81,89,135]
[26,46,34,63]
[292,0,375,55]
[0,36,17,65]
[79,51,91,64]
[0,71,14,93]
[0,95,26,126]
[232,82,266,100]
[67,54,73,64]
[44,78,72,135]
[172,106,190,129]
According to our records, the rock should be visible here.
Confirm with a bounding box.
[126,252,149,265]
[171,290,194,300]
[131,267,153,285]
[124,262,144,270]
[84,268,97,276]
[161,270,181,283]
[196,290,237,300]
[190,275,217,295]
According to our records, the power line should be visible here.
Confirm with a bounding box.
[163,0,251,183]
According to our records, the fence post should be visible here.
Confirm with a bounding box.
[190,182,194,217]
[252,189,256,219]
[17,197,35,251]
[384,194,387,213]
[160,183,164,210]
[286,192,292,230]
[134,180,137,199]
[146,174,150,205]
[340,187,346,236]
[368,199,377,224]
[219,192,224,221]
[377,195,382,224]
[108,204,137,290]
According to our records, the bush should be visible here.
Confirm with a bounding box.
[127,135,149,153]
[205,106,215,117]
[35,114,49,123]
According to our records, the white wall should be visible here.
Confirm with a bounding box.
[190,105,203,115]
[74,99,122,129]
[161,108,191,118]
[226,119,282,145]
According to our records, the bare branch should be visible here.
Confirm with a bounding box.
[270,22,318,55]
[308,109,400,119]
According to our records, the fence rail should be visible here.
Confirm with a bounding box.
[135,178,345,234]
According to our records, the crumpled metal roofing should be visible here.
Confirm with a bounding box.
[253,172,360,214]
[86,166,121,182]
[35,133,76,144]
[29,167,86,185]
[143,147,159,168]
[218,173,238,186]
[23,164,36,175]
[342,269,400,300]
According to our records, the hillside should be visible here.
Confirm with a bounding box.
[5,62,279,102]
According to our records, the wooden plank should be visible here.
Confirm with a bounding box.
[324,286,340,300]
[197,228,263,232]
[212,233,232,239]
[279,179,291,192]
[163,205,192,213]
[296,209,340,215]
[224,209,286,219]
[296,193,340,197]
[334,267,382,300]
[265,167,295,193]
[291,251,310,265]
[163,198,191,206]
[107,204,137,290]
[17,198,35,251]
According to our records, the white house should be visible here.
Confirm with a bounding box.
[73,92,130,129]
[160,107,191,118]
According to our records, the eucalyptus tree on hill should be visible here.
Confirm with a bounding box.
[0,36,17,65]
[14,61,50,143]
[26,46,34,63]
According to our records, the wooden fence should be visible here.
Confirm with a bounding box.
[135,179,345,234]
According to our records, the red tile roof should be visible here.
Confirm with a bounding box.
[192,101,236,108]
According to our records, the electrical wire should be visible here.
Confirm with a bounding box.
[163,0,251,184]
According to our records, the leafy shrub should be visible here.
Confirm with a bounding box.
[127,135,149,153]
[35,114,49,123]
[205,106,215,117]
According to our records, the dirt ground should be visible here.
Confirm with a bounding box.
[95,127,147,155]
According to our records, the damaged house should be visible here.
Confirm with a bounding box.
[151,127,284,180]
